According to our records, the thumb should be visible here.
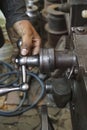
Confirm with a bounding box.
[21,35,33,56]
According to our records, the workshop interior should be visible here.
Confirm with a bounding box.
[0,0,87,130]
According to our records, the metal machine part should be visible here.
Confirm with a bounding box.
[25,0,43,11]
[0,84,29,96]
[41,105,49,130]
[40,105,54,130]
[45,77,71,108]
[70,68,87,130]
[15,48,78,73]
[45,4,68,48]
[17,40,29,90]
[26,5,38,17]
[47,4,68,33]
[39,48,78,73]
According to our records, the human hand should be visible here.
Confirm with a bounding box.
[13,20,41,56]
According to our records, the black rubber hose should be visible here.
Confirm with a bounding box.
[0,72,45,116]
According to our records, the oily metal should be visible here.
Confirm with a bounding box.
[39,48,78,73]
[25,0,43,11]
[26,5,38,17]
[45,4,68,47]
[46,4,67,33]
[15,48,78,73]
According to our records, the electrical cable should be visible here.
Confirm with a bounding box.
[0,61,14,83]
[0,92,27,114]
[0,70,45,116]
[0,61,19,87]
[0,71,19,87]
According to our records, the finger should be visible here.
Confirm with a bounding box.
[32,38,41,55]
[21,34,33,56]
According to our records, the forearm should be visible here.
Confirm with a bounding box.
[1,0,29,27]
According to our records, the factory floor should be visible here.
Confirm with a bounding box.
[0,107,72,130]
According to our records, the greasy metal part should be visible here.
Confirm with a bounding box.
[40,105,54,130]
[41,105,49,130]
[16,40,29,90]
[52,78,71,108]
[39,48,78,73]
[70,68,87,130]
[47,4,68,33]
[45,80,53,93]
[21,66,29,89]
[25,0,43,11]
[0,84,29,96]
[22,65,27,83]
[26,5,38,18]
[55,50,78,69]
[45,4,68,48]
[15,55,39,66]
[0,87,20,96]
[40,48,55,73]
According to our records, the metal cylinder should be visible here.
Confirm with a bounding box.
[47,4,67,32]
[39,48,55,73]
[25,0,43,11]
[55,50,78,68]
[52,78,71,108]
[26,5,38,17]
[45,4,68,48]
[39,48,78,73]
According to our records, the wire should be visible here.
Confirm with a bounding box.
[0,71,45,116]
[0,61,19,87]
[0,61,14,82]
[0,71,19,87]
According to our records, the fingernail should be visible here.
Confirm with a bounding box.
[21,49,28,55]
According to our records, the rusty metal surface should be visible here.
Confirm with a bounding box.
[73,34,87,72]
